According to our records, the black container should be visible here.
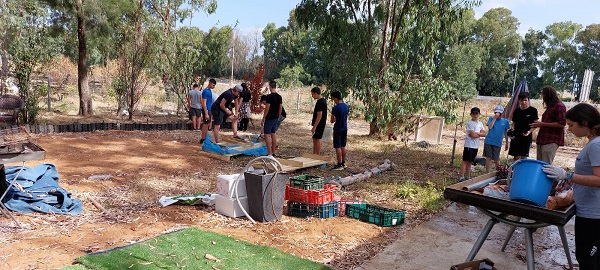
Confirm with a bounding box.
[244,171,288,222]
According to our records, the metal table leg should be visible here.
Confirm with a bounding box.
[558,226,574,269]
[525,228,536,270]
[467,218,499,261]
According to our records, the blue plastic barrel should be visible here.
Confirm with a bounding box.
[509,159,553,207]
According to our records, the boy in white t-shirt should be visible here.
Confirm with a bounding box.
[459,107,487,181]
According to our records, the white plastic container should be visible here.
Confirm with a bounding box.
[216,173,246,198]
[215,194,248,218]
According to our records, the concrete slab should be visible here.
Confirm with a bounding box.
[357,203,576,270]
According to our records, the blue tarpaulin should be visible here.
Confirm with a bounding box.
[202,134,267,156]
[2,164,83,214]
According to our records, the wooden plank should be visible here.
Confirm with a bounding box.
[200,150,233,161]
[278,158,305,168]
[302,153,334,163]
[231,142,265,151]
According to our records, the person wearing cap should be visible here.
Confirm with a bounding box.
[459,107,486,181]
[210,84,241,143]
[200,78,216,143]
[530,86,566,164]
[187,83,203,131]
[483,105,511,173]
[262,80,283,156]
[508,92,539,161]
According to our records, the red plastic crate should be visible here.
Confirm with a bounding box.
[335,196,363,217]
[285,184,336,204]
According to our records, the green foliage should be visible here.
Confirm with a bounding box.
[295,0,480,135]
[542,22,583,90]
[473,7,522,96]
[7,0,58,123]
[277,63,308,89]
[202,26,234,77]
[396,181,444,211]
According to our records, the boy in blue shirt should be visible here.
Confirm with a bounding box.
[484,105,510,173]
[330,91,349,170]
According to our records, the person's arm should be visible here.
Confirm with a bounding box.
[220,98,231,115]
[312,111,323,133]
[201,96,208,119]
[187,94,192,109]
[261,103,270,126]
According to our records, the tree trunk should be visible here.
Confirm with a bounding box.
[76,0,92,116]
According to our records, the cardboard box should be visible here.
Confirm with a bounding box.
[450,259,497,270]
[215,194,249,218]
[216,173,246,198]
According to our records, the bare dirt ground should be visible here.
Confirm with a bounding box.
[0,106,579,270]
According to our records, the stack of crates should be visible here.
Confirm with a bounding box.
[285,175,338,219]
[345,203,405,227]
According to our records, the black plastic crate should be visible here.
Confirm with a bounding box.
[287,201,338,219]
[289,175,324,190]
[345,203,405,227]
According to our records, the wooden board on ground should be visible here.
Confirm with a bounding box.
[200,150,238,161]
[276,153,333,172]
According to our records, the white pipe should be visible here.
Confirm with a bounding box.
[233,156,283,224]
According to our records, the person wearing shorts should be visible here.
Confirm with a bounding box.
[200,78,216,143]
[210,85,241,143]
[483,105,510,173]
[187,83,202,131]
[459,107,486,181]
[330,91,348,170]
[261,81,283,156]
[508,92,538,160]
[310,87,327,155]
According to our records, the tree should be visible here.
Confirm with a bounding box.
[542,21,583,90]
[574,24,600,101]
[202,26,234,77]
[473,7,522,96]
[7,0,58,123]
[111,0,160,120]
[518,29,547,97]
[43,0,137,116]
[295,0,479,135]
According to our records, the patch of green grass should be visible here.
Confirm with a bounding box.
[396,180,444,211]
[69,227,330,270]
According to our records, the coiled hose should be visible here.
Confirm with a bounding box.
[233,156,283,224]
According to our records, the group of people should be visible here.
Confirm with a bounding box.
[188,80,350,170]
[187,79,253,144]
[459,86,567,180]
[459,85,600,268]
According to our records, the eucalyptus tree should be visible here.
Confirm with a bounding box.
[542,21,583,90]
[43,0,137,116]
[518,29,547,97]
[295,0,480,134]
[473,7,522,96]
[6,0,58,123]
[111,0,161,120]
[202,26,233,78]
[574,24,600,100]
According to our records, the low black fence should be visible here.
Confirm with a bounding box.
[0,122,194,134]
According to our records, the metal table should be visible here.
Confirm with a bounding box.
[444,172,575,270]
[0,142,46,228]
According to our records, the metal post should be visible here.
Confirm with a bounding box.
[47,76,51,112]
[296,91,300,114]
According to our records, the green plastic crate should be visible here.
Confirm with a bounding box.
[345,203,405,227]
[289,175,324,190]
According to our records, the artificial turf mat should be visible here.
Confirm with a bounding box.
[71,227,330,270]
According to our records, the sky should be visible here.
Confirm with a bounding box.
[189,0,598,36]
